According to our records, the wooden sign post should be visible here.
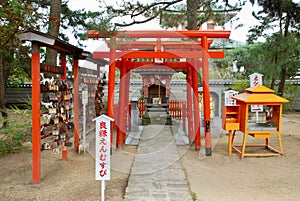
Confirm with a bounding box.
[93,114,114,201]
[249,73,264,122]
[82,90,88,154]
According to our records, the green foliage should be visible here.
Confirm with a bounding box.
[0,0,39,50]
[0,108,32,155]
[282,83,300,112]
[0,0,39,84]
[61,1,113,43]
[230,80,249,93]
[172,72,186,79]
[248,0,300,42]
[213,32,299,94]
[3,45,32,84]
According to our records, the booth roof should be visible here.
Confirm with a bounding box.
[232,85,289,103]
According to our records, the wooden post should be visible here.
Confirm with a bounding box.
[117,59,126,148]
[201,36,212,156]
[107,36,116,149]
[31,42,41,183]
[186,67,194,143]
[60,53,67,80]
[192,61,201,150]
[73,58,79,152]
[124,62,130,139]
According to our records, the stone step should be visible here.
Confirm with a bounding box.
[147,107,168,113]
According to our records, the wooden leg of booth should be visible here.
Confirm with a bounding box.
[265,138,269,149]
[228,130,233,155]
[278,133,284,155]
[241,133,247,159]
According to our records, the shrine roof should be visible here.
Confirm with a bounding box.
[19,29,85,59]
[133,65,175,75]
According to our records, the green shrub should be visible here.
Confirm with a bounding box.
[282,83,300,112]
[0,108,32,155]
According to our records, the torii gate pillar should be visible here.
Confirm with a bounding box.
[202,36,212,155]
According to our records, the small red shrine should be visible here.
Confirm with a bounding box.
[134,67,175,111]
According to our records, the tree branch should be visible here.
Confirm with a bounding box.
[114,0,183,27]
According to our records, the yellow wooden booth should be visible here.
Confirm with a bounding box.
[222,85,289,158]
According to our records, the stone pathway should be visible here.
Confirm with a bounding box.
[123,124,193,201]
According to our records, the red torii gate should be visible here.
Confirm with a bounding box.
[88,30,230,155]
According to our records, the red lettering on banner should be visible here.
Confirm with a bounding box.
[99,138,107,145]
[99,153,107,161]
[100,121,107,129]
[99,146,107,153]
[99,129,107,137]
[99,170,107,177]
[100,162,106,169]
[253,75,259,86]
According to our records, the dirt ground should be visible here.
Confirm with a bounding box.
[0,113,299,201]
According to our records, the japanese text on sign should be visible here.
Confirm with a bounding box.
[249,73,264,112]
[94,115,113,181]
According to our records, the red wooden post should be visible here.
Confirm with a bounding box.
[117,59,126,148]
[60,53,67,80]
[107,36,116,149]
[73,58,79,152]
[177,101,179,119]
[180,101,182,119]
[186,67,194,143]
[201,36,212,156]
[124,63,130,138]
[138,100,145,118]
[31,42,41,183]
[175,101,177,118]
[169,100,172,118]
[192,60,201,150]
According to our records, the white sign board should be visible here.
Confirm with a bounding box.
[93,115,114,181]
[249,73,263,88]
[249,73,264,112]
[224,90,239,106]
[82,90,88,105]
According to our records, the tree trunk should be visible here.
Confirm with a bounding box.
[0,52,8,128]
[270,74,276,90]
[278,15,291,96]
[45,0,61,69]
[278,67,286,96]
[186,0,199,30]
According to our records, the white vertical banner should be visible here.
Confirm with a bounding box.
[93,114,114,181]
[249,73,263,88]
[249,73,264,113]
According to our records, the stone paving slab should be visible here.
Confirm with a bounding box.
[123,125,193,201]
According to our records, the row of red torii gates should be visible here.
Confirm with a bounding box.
[87,30,231,155]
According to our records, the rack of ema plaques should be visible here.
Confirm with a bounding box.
[222,85,288,158]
